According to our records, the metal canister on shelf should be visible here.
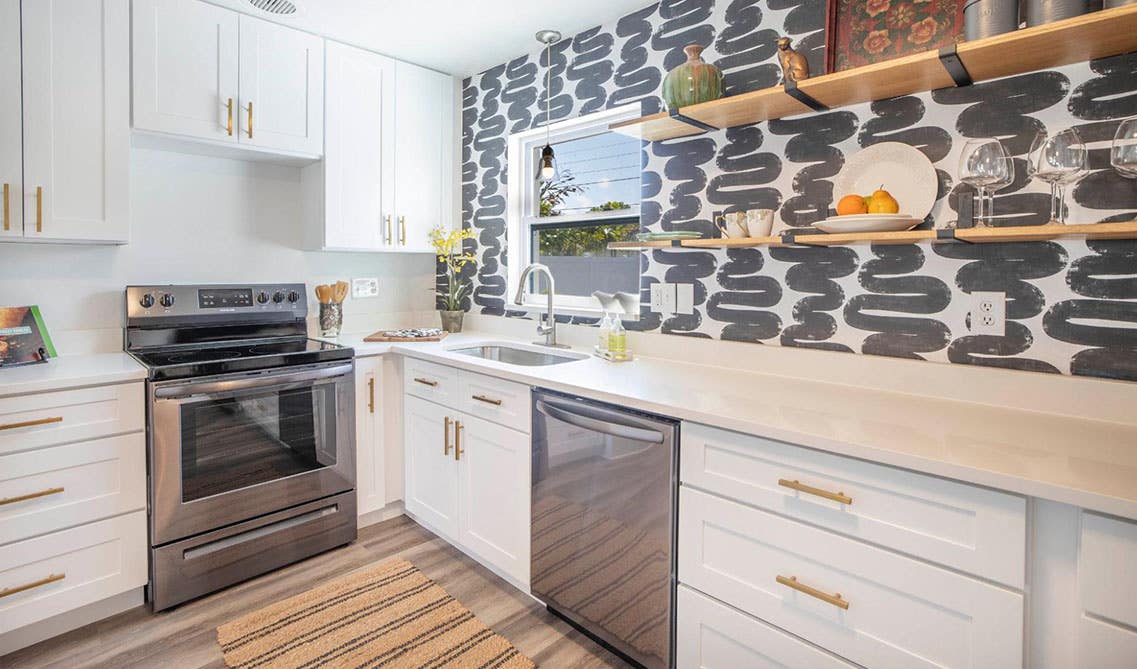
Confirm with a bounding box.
[1024,0,1099,27]
[1104,0,1136,8]
[963,0,1020,40]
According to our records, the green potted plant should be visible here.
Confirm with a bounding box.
[429,225,476,332]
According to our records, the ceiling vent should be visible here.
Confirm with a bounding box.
[246,0,298,16]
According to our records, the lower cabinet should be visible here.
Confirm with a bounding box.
[403,368,530,587]
[354,356,385,516]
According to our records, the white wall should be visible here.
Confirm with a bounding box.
[0,148,438,354]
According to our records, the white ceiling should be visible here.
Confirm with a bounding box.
[210,0,653,76]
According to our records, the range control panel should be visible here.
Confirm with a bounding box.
[126,283,308,319]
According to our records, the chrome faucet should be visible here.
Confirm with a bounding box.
[513,263,565,348]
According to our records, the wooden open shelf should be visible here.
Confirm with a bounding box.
[611,4,1137,141]
[608,221,1137,250]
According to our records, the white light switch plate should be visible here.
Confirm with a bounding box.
[675,283,694,315]
[661,283,677,315]
[352,277,379,298]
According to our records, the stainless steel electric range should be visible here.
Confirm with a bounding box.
[124,283,357,611]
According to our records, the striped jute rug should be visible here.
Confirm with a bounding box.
[216,559,535,669]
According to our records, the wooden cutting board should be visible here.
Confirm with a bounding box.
[363,330,449,343]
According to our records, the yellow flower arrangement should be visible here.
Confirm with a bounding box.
[429,226,476,311]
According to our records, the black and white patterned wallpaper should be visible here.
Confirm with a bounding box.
[457,0,1137,381]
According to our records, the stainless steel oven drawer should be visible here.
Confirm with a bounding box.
[150,491,356,611]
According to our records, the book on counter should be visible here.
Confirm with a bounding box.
[0,306,57,366]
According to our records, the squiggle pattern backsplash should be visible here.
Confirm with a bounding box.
[457,0,1137,381]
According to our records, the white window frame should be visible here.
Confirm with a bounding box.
[506,103,643,319]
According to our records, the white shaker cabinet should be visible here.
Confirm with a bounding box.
[355,356,386,516]
[404,394,461,539]
[5,0,130,244]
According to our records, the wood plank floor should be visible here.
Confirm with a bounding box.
[3,515,631,669]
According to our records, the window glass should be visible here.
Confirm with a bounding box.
[530,218,640,297]
[538,132,640,218]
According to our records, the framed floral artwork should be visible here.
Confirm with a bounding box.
[826,0,965,73]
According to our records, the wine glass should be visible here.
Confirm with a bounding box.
[1112,117,1137,179]
[1028,128,1087,225]
[959,138,1012,227]
[983,154,1015,226]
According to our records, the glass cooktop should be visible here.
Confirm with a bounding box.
[129,338,352,380]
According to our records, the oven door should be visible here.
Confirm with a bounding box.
[149,361,355,546]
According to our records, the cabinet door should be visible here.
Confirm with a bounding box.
[355,357,385,516]
[404,394,459,539]
[238,15,323,156]
[457,413,530,586]
[0,0,20,238]
[21,0,129,243]
[131,0,239,143]
[321,41,393,250]
[392,61,453,251]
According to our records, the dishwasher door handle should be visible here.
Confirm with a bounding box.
[535,399,665,443]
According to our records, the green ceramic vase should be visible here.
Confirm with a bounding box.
[661,44,723,110]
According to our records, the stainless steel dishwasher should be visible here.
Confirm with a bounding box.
[531,389,678,669]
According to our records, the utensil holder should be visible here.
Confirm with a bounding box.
[319,302,343,338]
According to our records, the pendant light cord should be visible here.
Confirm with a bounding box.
[545,40,552,144]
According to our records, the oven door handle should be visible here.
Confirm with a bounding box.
[153,363,354,399]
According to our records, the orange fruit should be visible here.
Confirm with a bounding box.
[836,194,868,216]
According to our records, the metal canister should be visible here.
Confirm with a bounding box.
[963,0,1020,40]
[1104,0,1136,8]
[1024,0,1099,26]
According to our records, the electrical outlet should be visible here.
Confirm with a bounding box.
[649,283,664,312]
[352,277,379,298]
[675,283,694,315]
[969,291,1006,336]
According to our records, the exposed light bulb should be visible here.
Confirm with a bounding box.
[538,144,557,182]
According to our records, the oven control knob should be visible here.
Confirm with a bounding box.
[159,293,175,308]
[139,293,155,309]
[287,290,300,303]
[272,291,285,303]
[256,291,269,304]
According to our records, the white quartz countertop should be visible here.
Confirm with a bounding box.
[0,353,146,397]
[339,331,1137,522]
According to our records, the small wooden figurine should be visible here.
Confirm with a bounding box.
[777,37,810,83]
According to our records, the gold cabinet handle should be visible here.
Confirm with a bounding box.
[226,97,234,136]
[0,487,65,506]
[367,378,375,414]
[0,416,63,431]
[454,420,463,461]
[471,394,502,406]
[3,182,9,231]
[35,186,42,232]
[244,101,253,139]
[413,377,438,387]
[776,575,849,610]
[384,214,392,245]
[444,416,452,455]
[1,573,66,599]
[778,479,852,505]
[398,215,406,245]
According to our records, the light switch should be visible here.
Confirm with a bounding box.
[661,283,677,315]
[675,283,694,315]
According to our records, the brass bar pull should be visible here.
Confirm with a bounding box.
[778,478,852,505]
[471,394,502,406]
[245,101,253,139]
[0,487,65,506]
[0,573,66,599]
[3,182,9,231]
[0,416,63,431]
[413,377,438,387]
[454,420,463,461]
[399,215,406,245]
[367,378,375,414]
[35,186,42,232]
[384,215,392,245]
[226,97,234,136]
[444,416,452,455]
[776,575,849,610]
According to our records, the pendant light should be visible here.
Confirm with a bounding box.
[535,29,561,183]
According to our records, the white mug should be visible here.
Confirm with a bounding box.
[746,209,775,237]
[716,212,749,238]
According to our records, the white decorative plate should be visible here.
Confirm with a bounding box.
[835,142,938,221]
[812,216,922,233]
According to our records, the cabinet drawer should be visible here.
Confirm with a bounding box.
[677,585,855,669]
[681,422,1026,587]
[679,487,1023,669]
[1081,512,1137,631]
[459,372,530,433]
[0,383,144,456]
[0,433,146,546]
[403,358,458,405]
[0,511,147,633]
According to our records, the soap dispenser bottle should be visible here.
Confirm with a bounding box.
[597,312,612,353]
[608,314,626,356]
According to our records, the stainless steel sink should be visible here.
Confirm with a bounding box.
[450,343,586,366]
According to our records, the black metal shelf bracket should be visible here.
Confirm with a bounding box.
[936,228,974,243]
[669,108,718,133]
[938,45,973,87]
[783,80,829,113]
[780,232,797,245]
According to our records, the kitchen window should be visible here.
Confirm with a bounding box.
[507,104,643,317]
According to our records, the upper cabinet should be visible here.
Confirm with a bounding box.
[132,0,324,158]
[0,0,130,244]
